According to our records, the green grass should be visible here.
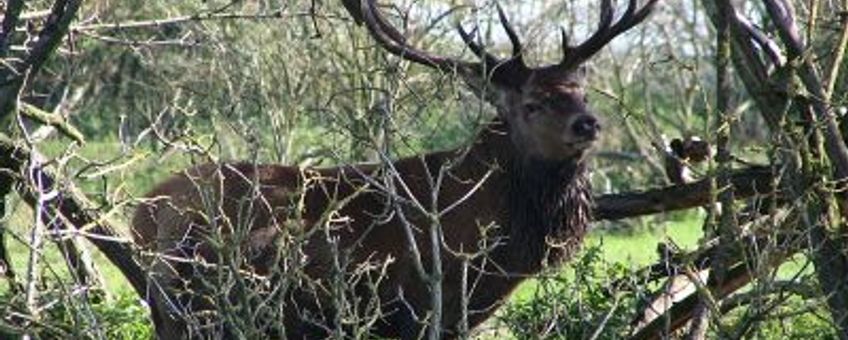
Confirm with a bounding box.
[511,212,816,303]
[587,216,704,265]
[510,215,705,303]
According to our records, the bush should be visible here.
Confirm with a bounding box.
[498,245,648,339]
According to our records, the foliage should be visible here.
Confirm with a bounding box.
[737,298,837,340]
[0,287,150,339]
[499,245,648,339]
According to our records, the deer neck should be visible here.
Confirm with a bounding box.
[461,118,594,274]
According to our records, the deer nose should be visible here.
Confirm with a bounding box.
[572,115,600,139]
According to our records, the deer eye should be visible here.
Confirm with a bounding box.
[523,103,544,113]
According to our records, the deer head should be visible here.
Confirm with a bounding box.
[360,0,658,162]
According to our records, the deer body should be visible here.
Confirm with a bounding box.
[134,119,591,338]
[133,0,657,338]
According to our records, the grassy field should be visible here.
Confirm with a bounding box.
[509,214,704,302]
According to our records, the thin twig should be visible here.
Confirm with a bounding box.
[825,0,848,100]
[763,0,848,181]
[71,9,286,32]
[75,30,200,48]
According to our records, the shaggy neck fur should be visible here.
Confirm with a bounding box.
[504,158,592,273]
[469,119,593,274]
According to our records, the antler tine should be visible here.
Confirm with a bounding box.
[560,0,660,69]
[559,0,613,65]
[456,24,502,68]
[610,0,660,36]
[560,27,573,57]
[495,3,523,61]
[454,3,532,81]
[360,0,464,72]
[599,0,616,31]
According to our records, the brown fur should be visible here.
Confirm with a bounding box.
[133,117,593,339]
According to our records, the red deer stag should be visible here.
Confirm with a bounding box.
[132,0,659,338]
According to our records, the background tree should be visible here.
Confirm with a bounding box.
[0,0,844,338]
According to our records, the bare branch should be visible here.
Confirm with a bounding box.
[18,103,85,143]
[630,261,764,340]
[0,134,147,297]
[0,0,25,57]
[0,0,83,124]
[70,9,286,32]
[594,166,774,221]
[24,0,82,81]
[825,7,848,99]
[763,0,848,181]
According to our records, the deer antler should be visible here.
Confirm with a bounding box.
[360,0,660,84]
[360,0,530,83]
[455,3,531,83]
[360,0,471,72]
[560,0,660,70]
